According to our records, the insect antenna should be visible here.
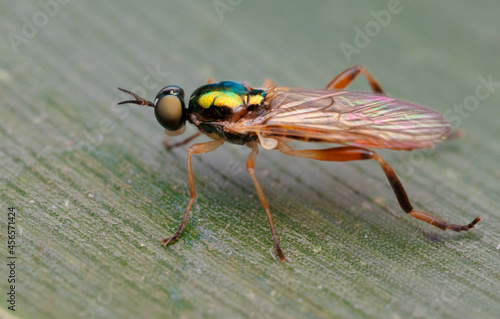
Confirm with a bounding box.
[117,87,154,107]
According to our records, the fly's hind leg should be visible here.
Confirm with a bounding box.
[246,142,286,261]
[162,139,224,245]
[277,141,482,232]
[326,65,385,94]
[206,77,216,84]
[325,66,465,142]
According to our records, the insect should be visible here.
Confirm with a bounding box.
[118,65,481,261]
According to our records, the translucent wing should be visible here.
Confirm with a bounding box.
[225,88,451,150]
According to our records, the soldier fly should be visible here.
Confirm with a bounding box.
[118,65,481,261]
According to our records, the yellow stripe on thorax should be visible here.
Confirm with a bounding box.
[197,92,244,109]
[248,95,264,105]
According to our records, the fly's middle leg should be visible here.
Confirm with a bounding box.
[246,142,286,261]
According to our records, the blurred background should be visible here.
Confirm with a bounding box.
[1,1,499,318]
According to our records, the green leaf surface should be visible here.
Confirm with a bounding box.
[1,1,499,318]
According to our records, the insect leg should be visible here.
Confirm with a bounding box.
[206,77,216,84]
[162,139,224,246]
[325,65,385,94]
[246,143,286,261]
[163,132,202,150]
[277,142,481,232]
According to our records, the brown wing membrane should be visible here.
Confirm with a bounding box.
[226,88,451,150]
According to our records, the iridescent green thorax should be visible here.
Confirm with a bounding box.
[188,81,266,123]
[186,81,266,144]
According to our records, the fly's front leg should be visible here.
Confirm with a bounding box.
[326,65,385,94]
[162,139,224,245]
[162,77,216,150]
[246,142,286,261]
[277,142,481,232]
[163,132,202,150]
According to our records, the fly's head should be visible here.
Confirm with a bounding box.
[118,85,188,136]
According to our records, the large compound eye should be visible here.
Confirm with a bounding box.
[154,86,186,131]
